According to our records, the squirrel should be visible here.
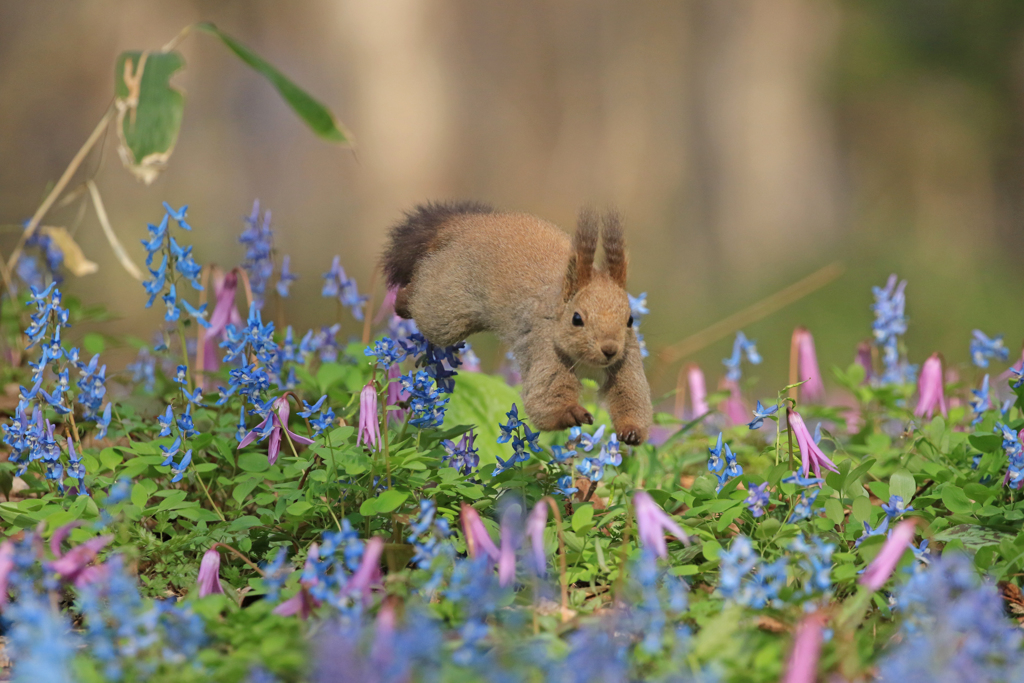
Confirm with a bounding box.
[382,201,652,445]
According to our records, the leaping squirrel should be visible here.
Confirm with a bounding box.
[382,201,652,445]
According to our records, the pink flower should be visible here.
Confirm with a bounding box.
[374,286,398,324]
[343,537,384,604]
[273,544,321,619]
[49,532,113,587]
[914,353,947,419]
[783,612,827,683]
[198,548,224,597]
[203,270,243,375]
[386,364,409,425]
[356,383,382,450]
[675,363,708,420]
[719,379,748,427]
[525,501,548,577]
[238,396,314,465]
[791,328,825,403]
[461,503,500,563]
[498,507,520,587]
[854,341,873,383]
[860,519,916,591]
[633,490,690,558]
[0,541,14,608]
[789,410,839,479]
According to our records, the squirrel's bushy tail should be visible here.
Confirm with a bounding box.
[382,200,494,288]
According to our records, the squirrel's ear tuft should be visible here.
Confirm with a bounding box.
[602,210,627,286]
[567,208,598,298]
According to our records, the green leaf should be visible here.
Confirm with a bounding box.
[120,457,153,479]
[238,453,270,473]
[572,505,594,534]
[196,23,352,144]
[969,433,1003,453]
[941,486,976,516]
[824,498,845,526]
[374,490,409,514]
[83,332,106,355]
[233,478,260,505]
[851,496,873,525]
[890,469,916,503]
[933,524,1012,551]
[99,447,123,472]
[285,501,313,516]
[114,51,185,184]
[131,483,150,510]
[229,516,262,532]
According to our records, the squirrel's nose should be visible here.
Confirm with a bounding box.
[601,342,619,360]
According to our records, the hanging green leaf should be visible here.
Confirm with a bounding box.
[196,22,352,145]
[114,51,185,184]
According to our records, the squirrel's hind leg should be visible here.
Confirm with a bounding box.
[601,337,653,445]
[520,345,593,432]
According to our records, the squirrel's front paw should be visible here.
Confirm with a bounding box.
[616,424,647,446]
[562,405,594,429]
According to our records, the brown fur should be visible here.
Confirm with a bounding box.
[382,203,653,445]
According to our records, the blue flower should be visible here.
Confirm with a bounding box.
[723,331,761,382]
[576,457,604,482]
[160,437,182,466]
[854,516,889,548]
[401,370,448,429]
[176,404,199,439]
[550,445,576,463]
[1011,366,1024,389]
[322,256,368,320]
[569,424,605,452]
[555,475,579,497]
[707,432,725,474]
[787,487,820,523]
[365,336,405,369]
[882,495,913,520]
[171,449,192,483]
[747,400,779,430]
[970,329,1009,368]
[239,200,275,309]
[497,404,521,444]
[162,202,192,230]
[970,374,991,426]
[628,292,649,321]
[745,482,770,517]
[94,403,112,441]
[441,430,480,475]
[276,254,298,297]
[157,406,174,437]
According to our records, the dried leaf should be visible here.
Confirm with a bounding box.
[39,226,98,276]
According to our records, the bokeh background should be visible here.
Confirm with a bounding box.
[2,0,1023,403]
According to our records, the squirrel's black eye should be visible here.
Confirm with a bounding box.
[627,315,634,328]
[572,312,584,327]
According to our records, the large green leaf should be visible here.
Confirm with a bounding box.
[444,372,523,466]
[196,23,352,144]
[933,524,1013,552]
[114,51,185,184]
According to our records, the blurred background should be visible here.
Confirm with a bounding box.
[2,0,1023,403]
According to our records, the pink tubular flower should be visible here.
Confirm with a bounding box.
[719,379,748,427]
[343,537,384,605]
[783,612,827,683]
[634,490,690,558]
[203,269,243,375]
[689,364,709,418]
[914,353,947,419]
[198,548,225,597]
[498,507,520,587]
[238,396,314,466]
[0,541,14,608]
[386,364,409,425]
[860,519,916,591]
[791,328,825,403]
[356,383,381,450]
[273,544,321,619]
[525,501,548,577]
[461,503,500,563]
[854,341,873,383]
[374,286,398,324]
[49,532,114,587]
[789,410,839,479]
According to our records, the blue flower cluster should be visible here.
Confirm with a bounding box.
[322,255,368,320]
[239,200,292,309]
[970,374,991,427]
[628,292,650,359]
[141,203,209,327]
[217,305,282,418]
[747,400,778,430]
[996,422,1024,489]
[723,331,761,382]
[16,221,64,289]
[442,429,480,475]
[877,553,1024,681]
[126,346,157,393]
[717,536,787,609]
[707,432,742,491]
[782,472,824,524]
[407,499,455,593]
[493,403,542,475]
[571,425,622,483]
[400,370,448,429]
[299,395,336,437]
[970,329,1009,368]
[789,534,835,596]
[365,336,406,369]
[871,274,916,385]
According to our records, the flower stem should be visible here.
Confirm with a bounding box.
[192,462,226,521]
[543,496,570,621]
